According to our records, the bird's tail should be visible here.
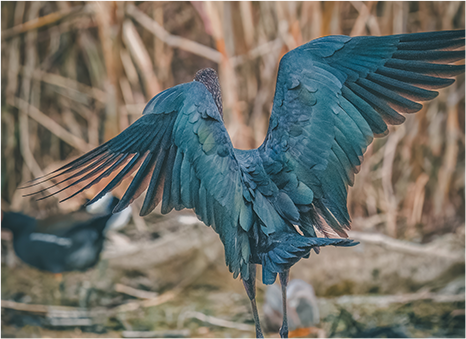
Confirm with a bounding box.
[84,193,132,232]
[85,192,119,215]
[261,234,358,285]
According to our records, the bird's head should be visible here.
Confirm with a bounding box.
[1,211,12,242]
[194,68,223,117]
[1,211,36,237]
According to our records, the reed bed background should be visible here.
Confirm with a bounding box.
[1,1,465,242]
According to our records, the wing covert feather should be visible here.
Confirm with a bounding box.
[24,81,251,278]
[260,29,464,234]
[22,30,464,282]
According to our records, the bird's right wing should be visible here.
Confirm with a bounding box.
[23,81,250,278]
[259,30,464,237]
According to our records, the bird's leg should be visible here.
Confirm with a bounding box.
[54,273,65,304]
[279,269,290,338]
[242,264,264,338]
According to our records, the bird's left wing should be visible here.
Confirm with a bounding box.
[259,30,464,237]
[24,81,250,277]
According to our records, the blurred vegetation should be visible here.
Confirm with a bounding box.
[1,1,465,241]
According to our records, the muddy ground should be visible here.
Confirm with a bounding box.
[2,212,465,338]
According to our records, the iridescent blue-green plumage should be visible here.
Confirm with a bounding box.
[25,30,464,285]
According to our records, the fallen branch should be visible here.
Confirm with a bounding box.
[329,292,465,307]
[112,288,176,314]
[1,300,109,327]
[180,311,254,332]
[47,317,93,327]
[1,300,49,314]
[1,299,106,315]
[122,330,191,338]
[348,230,464,261]
[114,283,158,300]
[102,220,215,264]
[110,242,214,314]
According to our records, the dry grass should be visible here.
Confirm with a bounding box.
[1,1,464,240]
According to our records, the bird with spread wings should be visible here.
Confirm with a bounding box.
[23,29,465,338]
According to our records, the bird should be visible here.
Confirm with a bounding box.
[84,192,133,232]
[22,29,464,337]
[263,279,320,334]
[2,193,132,274]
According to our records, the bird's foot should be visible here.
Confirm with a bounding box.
[279,324,289,338]
[256,326,264,338]
[54,272,63,283]
[78,281,91,308]
[288,327,318,338]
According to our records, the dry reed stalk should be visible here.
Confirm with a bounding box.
[204,1,253,149]
[152,3,174,88]
[127,4,222,63]
[350,1,378,36]
[435,91,460,217]
[1,1,464,241]
[27,69,106,103]
[239,1,255,49]
[122,20,161,97]
[382,127,405,237]
[13,98,92,153]
[95,1,122,141]
[1,4,85,40]
[408,173,430,230]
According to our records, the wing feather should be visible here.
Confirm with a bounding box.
[260,29,464,236]
[24,81,250,278]
[22,30,464,282]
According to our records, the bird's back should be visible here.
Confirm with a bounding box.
[4,210,112,273]
[235,149,355,283]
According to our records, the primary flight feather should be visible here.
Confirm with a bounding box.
[24,29,465,338]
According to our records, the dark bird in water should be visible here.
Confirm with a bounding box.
[2,193,132,273]
[23,30,464,337]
